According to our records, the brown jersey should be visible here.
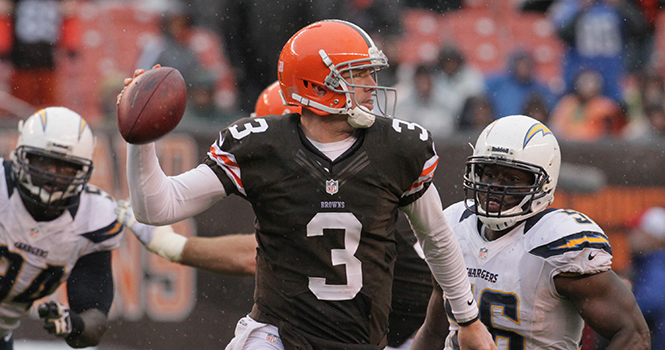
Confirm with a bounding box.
[205,114,438,348]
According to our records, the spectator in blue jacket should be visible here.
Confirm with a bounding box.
[548,0,649,105]
[485,50,557,120]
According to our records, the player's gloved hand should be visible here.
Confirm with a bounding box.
[115,199,187,263]
[116,199,153,245]
[38,301,83,339]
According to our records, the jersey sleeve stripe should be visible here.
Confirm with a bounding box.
[208,144,246,196]
[82,221,123,243]
[402,155,439,197]
[529,231,612,258]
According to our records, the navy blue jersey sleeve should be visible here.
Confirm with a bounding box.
[67,251,114,315]
[81,220,123,243]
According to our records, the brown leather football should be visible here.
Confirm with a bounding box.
[117,67,187,144]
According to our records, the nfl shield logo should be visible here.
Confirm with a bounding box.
[326,179,339,195]
[266,333,278,343]
[479,247,488,260]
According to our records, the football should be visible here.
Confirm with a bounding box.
[117,67,187,144]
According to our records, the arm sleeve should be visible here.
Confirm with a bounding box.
[400,186,478,324]
[67,251,114,315]
[127,143,227,225]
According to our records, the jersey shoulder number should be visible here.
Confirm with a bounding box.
[390,118,429,141]
[227,117,269,140]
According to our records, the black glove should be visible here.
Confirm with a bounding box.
[37,301,84,339]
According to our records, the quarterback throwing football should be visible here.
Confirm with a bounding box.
[121,19,496,350]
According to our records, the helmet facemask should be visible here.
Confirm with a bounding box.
[464,156,551,231]
[465,115,560,231]
[319,47,397,127]
[12,146,93,210]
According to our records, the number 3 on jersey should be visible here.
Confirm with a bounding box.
[392,119,428,141]
[307,213,363,301]
[229,118,268,139]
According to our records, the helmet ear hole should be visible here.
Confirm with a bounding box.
[312,83,328,98]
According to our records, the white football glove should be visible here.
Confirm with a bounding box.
[38,301,82,339]
[115,199,187,262]
[116,199,151,245]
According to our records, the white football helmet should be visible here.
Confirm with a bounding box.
[464,115,561,230]
[11,107,96,209]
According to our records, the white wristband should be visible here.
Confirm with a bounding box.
[147,226,187,262]
[447,292,480,325]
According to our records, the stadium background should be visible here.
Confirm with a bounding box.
[0,1,663,349]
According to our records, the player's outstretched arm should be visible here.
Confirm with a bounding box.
[39,251,115,348]
[66,308,107,348]
[554,270,650,350]
[120,67,227,226]
[412,281,496,350]
[401,187,497,350]
[181,233,257,276]
[411,281,449,349]
[116,200,257,275]
[38,302,108,348]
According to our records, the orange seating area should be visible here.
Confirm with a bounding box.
[187,28,237,111]
[399,9,442,64]
[52,1,236,125]
[4,2,661,125]
[399,6,665,93]
[56,2,160,124]
[400,6,566,89]
[505,12,564,89]
[439,9,506,73]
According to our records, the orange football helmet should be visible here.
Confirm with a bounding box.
[277,19,396,127]
[251,81,300,118]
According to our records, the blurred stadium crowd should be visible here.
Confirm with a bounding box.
[0,0,662,143]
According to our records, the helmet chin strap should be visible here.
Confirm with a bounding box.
[340,78,375,128]
[479,216,519,231]
[475,193,535,231]
[347,105,375,128]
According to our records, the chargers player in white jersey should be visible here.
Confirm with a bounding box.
[411,115,650,349]
[0,107,124,349]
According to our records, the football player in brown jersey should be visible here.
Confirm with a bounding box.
[120,19,496,350]
[118,79,434,349]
